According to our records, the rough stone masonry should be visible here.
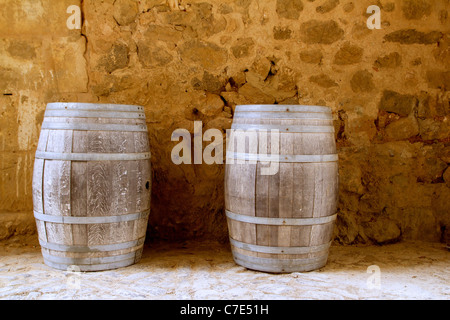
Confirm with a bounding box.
[0,0,449,244]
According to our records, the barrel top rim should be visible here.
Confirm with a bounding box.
[236,104,331,110]
[47,102,144,108]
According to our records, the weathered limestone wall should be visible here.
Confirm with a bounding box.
[0,0,449,244]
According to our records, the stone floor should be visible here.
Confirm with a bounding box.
[0,235,448,300]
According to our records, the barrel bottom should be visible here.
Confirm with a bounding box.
[231,249,329,273]
[41,247,144,272]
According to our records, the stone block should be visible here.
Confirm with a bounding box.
[0,151,35,212]
[180,40,228,72]
[333,42,364,65]
[392,183,435,209]
[334,210,360,244]
[6,41,37,60]
[432,184,450,228]
[238,83,276,104]
[419,119,450,140]
[402,0,432,20]
[273,26,292,40]
[51,36,88,93]
[426,70,450,91]
[417,92,450,118]
[316,0,339,14]
[144,24,183,46]
[415,147,448,183]
[439,147,450,164]
[362,217,401,244]
[379,90,416,116]
[276,0,304,20]
[196,93,225,118]
[374,52,402,69]
[385,115,420,140]
[299,49,323,64]
[309,74,338,88]
[192,72,226,94]
[300,20,344,44]
[350,70,375,93]
[0,212,36,240]
[398,208,441,241]
[220,91,252,110]
[137,42,173,68]
[384,29,442,45]
[231,38,255,59]
[339,163,365,195]
[113,0,139,26]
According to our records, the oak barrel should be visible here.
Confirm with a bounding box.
[225,105,339,273]
[32,102,152,271]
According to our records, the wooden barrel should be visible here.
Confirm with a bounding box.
[32,102,152,271]
[225,105,339,273]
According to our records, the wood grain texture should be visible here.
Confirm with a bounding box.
[278,132,294,258]
[32,159,45,215]
[43,129,73,246]
[71,130,88,247]
[87,160,111,246]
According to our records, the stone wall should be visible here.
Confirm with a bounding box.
[0,0,449,244]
